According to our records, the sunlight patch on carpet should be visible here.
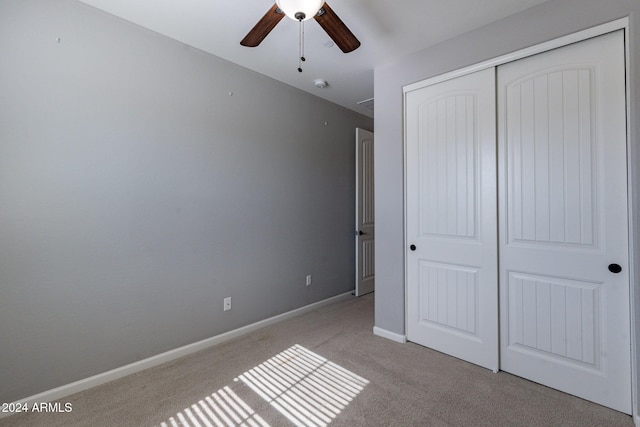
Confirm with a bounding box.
[156,344,368,427]
[158,386,268,427]
[237,344,369,427]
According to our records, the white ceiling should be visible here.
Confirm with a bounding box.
[76,0,549,118]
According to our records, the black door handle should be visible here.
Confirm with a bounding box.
[410,244,416,251]
[608,263,622,273]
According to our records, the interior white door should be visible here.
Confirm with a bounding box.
[498,31,631,414]
[406,68,498,371]
[355,128,375,296]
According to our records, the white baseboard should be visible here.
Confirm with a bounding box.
[373,326,407,343]
[0,291,354,419]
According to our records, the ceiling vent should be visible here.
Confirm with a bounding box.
[357,97,374,112]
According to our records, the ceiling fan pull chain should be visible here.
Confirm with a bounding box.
[298,19,306,72]
[301,20,306,63]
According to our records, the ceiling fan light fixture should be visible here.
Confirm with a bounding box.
[276,0,324,21]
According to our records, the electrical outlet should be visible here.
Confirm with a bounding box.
[306,275,312,286]
[224,297,231,311]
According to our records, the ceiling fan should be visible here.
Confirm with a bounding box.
[240,0,361,54]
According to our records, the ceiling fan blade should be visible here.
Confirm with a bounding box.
[240,4,284,47]
[314,2,360,53]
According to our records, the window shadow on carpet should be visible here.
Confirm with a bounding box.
[157,344,369,427]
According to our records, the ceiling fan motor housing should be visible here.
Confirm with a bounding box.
[276,0,324,21]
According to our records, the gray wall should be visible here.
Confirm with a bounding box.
[0,0,372,403]
[374,0,639,414]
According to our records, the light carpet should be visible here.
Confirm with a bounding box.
[0,293,633,426]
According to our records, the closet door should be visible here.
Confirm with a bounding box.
[406,68,498,371]
[498,31,631,413]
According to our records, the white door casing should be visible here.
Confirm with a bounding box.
[356,128,375,296]
[497,30,631,414]
[405,68,499,371]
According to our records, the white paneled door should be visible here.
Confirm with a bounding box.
[498,31,631,413]
[406,68,499,371]
[355,128,375,296]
